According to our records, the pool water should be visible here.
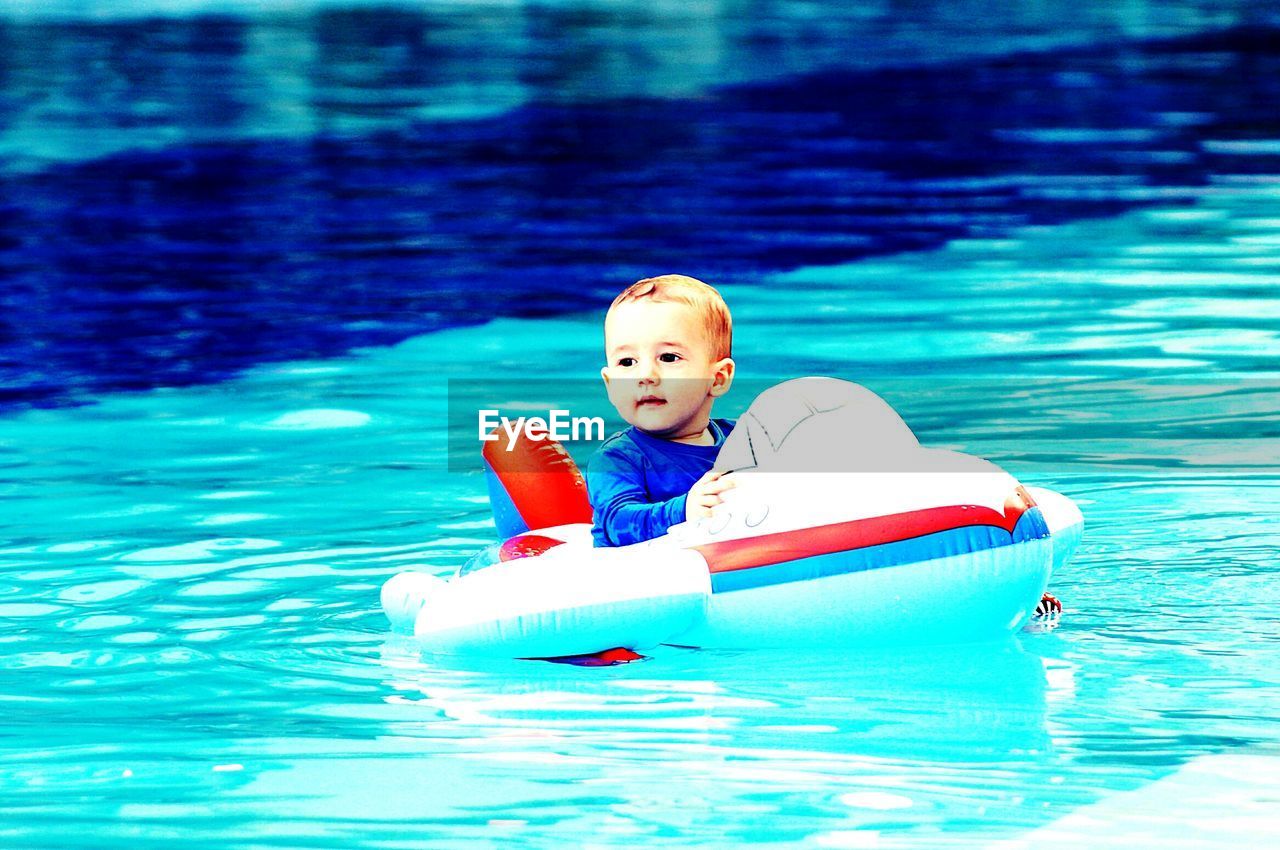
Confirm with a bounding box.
[3,2,1280,847]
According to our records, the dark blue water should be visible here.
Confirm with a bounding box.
[2,7,1278,409]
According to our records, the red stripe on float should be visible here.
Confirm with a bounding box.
[694,489,1034,574]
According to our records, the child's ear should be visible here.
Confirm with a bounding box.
[600,365,611,389]
[709,358,735,397]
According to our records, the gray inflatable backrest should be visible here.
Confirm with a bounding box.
[714,378,924,473]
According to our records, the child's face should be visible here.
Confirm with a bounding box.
[601,299,734,441]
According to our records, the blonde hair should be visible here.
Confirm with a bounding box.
[608,274,732,359]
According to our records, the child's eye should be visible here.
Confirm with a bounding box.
[658,352,682,363]
[616,357,637,367]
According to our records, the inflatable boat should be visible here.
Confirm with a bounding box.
[382,379,1084,657]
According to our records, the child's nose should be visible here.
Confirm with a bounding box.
[638,359,660,384]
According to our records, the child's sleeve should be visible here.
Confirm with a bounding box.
[587,447,688,547]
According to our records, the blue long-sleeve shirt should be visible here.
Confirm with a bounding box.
[587,419,735,547]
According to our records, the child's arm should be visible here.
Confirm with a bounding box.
[587,451,688,547]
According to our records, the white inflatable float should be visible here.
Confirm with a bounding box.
[383,379,1084,657]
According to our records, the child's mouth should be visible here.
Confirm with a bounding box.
[637,397,666,407]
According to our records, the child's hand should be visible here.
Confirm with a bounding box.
[686,470,735,520]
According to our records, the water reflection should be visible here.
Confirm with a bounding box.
[216,638,1048,843]
[382,640,1052,764]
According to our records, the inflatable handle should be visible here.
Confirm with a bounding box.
[381,571,446,634]
[482,426,593,538]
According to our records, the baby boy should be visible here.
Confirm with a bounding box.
[587,275,738,547]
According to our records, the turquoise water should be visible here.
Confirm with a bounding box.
[4,184,1280,846]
